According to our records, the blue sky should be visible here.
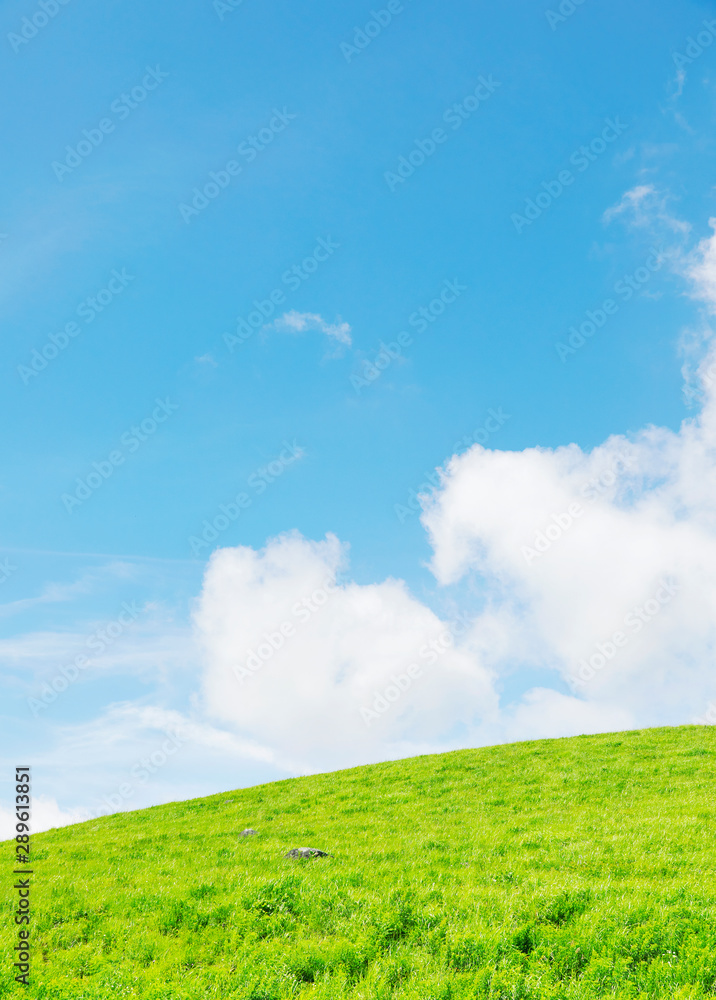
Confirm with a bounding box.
[2,0,716,832]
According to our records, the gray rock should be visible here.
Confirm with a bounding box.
[284,847,332,859]
[239,828,257,837]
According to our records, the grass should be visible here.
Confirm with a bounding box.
[2,725,716,998]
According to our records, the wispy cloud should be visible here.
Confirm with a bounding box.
[269,310,352,355]
[0,702,303,836]
[0,571,108,620]
[194,353,218,368]
[602,184,690,236]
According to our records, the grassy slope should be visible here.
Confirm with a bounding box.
[2,725,716,999]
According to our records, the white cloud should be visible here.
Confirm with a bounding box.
[420,316,716,734]
[0,795,91,840]
[672,68,686,102]
[194,353,218,367]
[686,219,716,310]
[270,310,352,350]
[602,184,655,224]
[421,413,716,717]
[45,702,295,778]
[8,223,716,823]
[501,688,634,743]
[192,224,716,764]
[603,184,691,236]
[195,531,496,770]
[0,702,297,838]
[0,570,104,619]
[1,608,195,690]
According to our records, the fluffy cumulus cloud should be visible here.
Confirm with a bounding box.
[193,224,716,764]
[195,532,496,770]
[421,227,716,735]
[423,402,716,727]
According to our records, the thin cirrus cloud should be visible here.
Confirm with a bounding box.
[0,703,300,839]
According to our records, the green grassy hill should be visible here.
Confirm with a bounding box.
[3,725,716,999]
